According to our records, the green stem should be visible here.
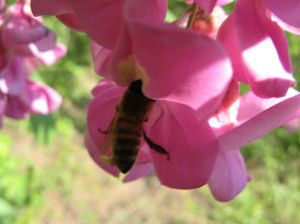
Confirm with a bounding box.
[187,3,198,29]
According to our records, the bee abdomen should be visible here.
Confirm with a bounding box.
[114,145,139,173]
[116,128,142,137]
[114,156,136,173]
[113,136,140,173]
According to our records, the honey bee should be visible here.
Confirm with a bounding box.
[98,80,170,173]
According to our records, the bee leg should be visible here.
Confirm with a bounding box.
[97,128,109,134]
[143,131,170,161]
[115,104,119,112]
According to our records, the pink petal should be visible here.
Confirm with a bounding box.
[0,95,6,127]
[146,101,219,189]
[0,56,26,95]
[24,81,62,114]
[90,40,112,79]
[219,92,300,151]
[3,7,48,45]
[217,15,248,84]
[30,30,57,53]
[271,13,300,35]
[234,0,294,98]
[91,79,125,97]
[122,162,153,182]
[30,44,67,65]
[4,95,28,119]
[30,0,73,16]
[123,0,167,22]
[71,0,125,49]
[71,0,167,49]
[56,13,84,31]
[85,133,120,177]
[208,149,248,201]
[87,80,124,155]
[125,19,232,118]
[0,0,5,11]
[262,0,300,28]
[123,144,154,182]
[237,88,299,123]
[216,0,234,6]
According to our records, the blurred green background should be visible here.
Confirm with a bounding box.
[1,1,300,223]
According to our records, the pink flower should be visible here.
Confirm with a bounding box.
[0,56,62,121]
[0,92,6,127]
[72,0,167,49]
[1,2,66,65]
[217,0,295,98]
[262,0,300,34]
[0,56,26,96]
[2,80,62,120]
[208,82,300,201]
[86,79,220,189]
[30,0,83,31]
[86,78,300,199]
[89,0,232,121]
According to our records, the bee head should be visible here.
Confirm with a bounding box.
[128,80,143,94]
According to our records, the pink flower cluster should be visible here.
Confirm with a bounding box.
[0,0,66,127]
[31,0,300,201]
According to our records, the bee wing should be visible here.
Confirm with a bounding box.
[99,132,112,156]
[98,113,118,156]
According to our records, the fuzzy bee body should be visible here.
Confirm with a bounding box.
[111,80,155,173]
[99,80,169,174]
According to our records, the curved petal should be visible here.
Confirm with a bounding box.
[219,92,300,151]
[90,40,112,79]
[217,14,249,84]
[71,0,167,49]
[31,0,73,16]
[0,56,26,95]
[87,81,124,149]
[208,149,248,202]
[124,0,167,22]
[0,96,6,127]
[237,88,299,123]
[91,78,125,97]
[71,0,125,49]
[123,162,153,182]
[3,6,48,45]
[24,81,62,114]
[146,101,219,189]
[123,144,154,182]
[125,20,232,117]
[56,13,84,31]
[234,0,294,98]
[270,13,300,35]
[30,44,67,65]
[4,95,28,119]
[216,0,234,6]
[262,0,300,28]
[85,133,120,177]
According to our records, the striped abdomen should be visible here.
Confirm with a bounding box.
[112,115,144,173]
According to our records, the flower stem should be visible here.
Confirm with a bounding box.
[187,3,198,28]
